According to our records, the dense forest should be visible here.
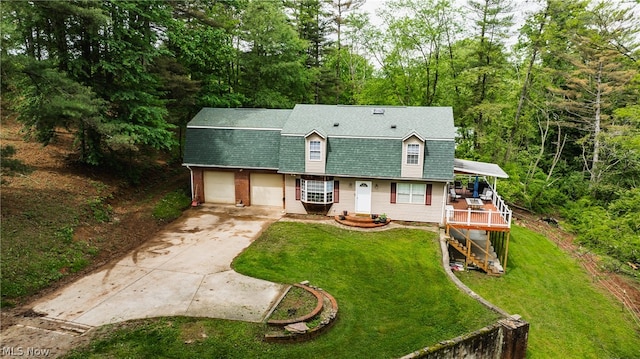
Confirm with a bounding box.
[1,0,638,275]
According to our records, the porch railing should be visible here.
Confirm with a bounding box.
[445,189,512,229]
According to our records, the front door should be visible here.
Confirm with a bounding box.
[355,181,372,214]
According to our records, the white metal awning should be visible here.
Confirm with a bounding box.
[454,159,509,178]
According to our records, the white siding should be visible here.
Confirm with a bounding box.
[284,175,306,214]
[204,171,235,204]
[305,133,326,174]
[371,181,445,223]
[284,176,446,223]
[401,136,424,178]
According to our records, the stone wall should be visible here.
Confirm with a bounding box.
[400,317,529,359]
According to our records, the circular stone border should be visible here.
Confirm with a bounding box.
[267,284,324,326]
[264,283,339,343]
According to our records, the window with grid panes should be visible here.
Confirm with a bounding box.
[396,183,425,204]
[300,179,333,203]
[406,143,419,164]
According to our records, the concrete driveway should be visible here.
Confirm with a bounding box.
[30,205,287,327]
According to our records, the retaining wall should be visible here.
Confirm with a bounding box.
[400,316,529,359]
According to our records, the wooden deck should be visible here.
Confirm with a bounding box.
[445,191,511,230]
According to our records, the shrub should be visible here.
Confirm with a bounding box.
[152,189,191,222]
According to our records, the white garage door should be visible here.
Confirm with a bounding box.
[251,173,283,207]
[204,171,235,204]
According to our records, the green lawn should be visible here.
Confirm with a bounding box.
[65,222,501,358]
[457,225,640,359]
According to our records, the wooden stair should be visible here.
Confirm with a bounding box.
[447,236,503,276]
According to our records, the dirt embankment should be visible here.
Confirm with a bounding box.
[1,115,188,321]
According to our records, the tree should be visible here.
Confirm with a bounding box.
[166,0,243,108]
[465,0,514,143]
[3,0,177,165]
[285,0,335,103]
[238,0,309,108]
[329,0,365,103]
[547,1,639,187]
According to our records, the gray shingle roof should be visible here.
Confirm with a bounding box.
[424,140,455,180]
[283,104,455,139]
[184,105,456,180]
[188,108,291,129]
[183,128,281,169]
[325,138,402,177]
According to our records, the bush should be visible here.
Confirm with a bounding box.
[562,191,640,267]
[152,189,191,222]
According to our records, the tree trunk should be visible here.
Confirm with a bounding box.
[506,2,550,162]
[590,61,603,185]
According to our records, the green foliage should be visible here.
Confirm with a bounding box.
[563,190,640,267]
[86,196,113,223]
[8,59,105,146]
[0,200,98,306]
[238,0,310,108]
[152,189,191,222]
[459,226,640,358]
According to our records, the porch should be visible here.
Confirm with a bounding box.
[445,159,512,275]
[445,186,512,230]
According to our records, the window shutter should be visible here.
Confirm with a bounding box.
[295,179,301,200]
[334,181,339,203]
[390,183,397,203]
[425,184,432,205]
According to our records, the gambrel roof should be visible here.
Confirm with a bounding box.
[183,105,456,181]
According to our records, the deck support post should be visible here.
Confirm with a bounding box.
[503,231,510,270]
[485,231,491,271]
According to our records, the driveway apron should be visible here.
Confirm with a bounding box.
[31,205,286,327]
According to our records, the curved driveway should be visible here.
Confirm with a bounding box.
[31,205,287,327]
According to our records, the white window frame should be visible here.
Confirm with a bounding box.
[300,179,334,204]
[309,140,321,161]
[406,143,420,165]
[396,183,426,204]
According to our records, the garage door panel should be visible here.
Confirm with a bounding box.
[251,174,283,207]
[204,171,235,204]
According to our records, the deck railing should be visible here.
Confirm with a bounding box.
[445,188,512,229]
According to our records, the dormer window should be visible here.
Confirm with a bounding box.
[309,140,321,160]
[406,143,420,165]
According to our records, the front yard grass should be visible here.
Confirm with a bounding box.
[65,222,501,358]
[457,225,640,358]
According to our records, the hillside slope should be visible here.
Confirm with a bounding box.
[1,115,188,312]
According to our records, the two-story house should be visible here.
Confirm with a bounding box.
[183,104,456,223]
[183,104,514,275]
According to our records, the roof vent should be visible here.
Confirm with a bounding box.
[373,108,385,115]
[333,122,339,127]
[391,124,397,129]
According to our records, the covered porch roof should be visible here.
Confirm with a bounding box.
[453,159,509,179]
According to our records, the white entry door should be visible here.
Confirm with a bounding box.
[355,181,372,214]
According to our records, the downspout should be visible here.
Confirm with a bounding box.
[441,181,449,227]
[186,165,194,200]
